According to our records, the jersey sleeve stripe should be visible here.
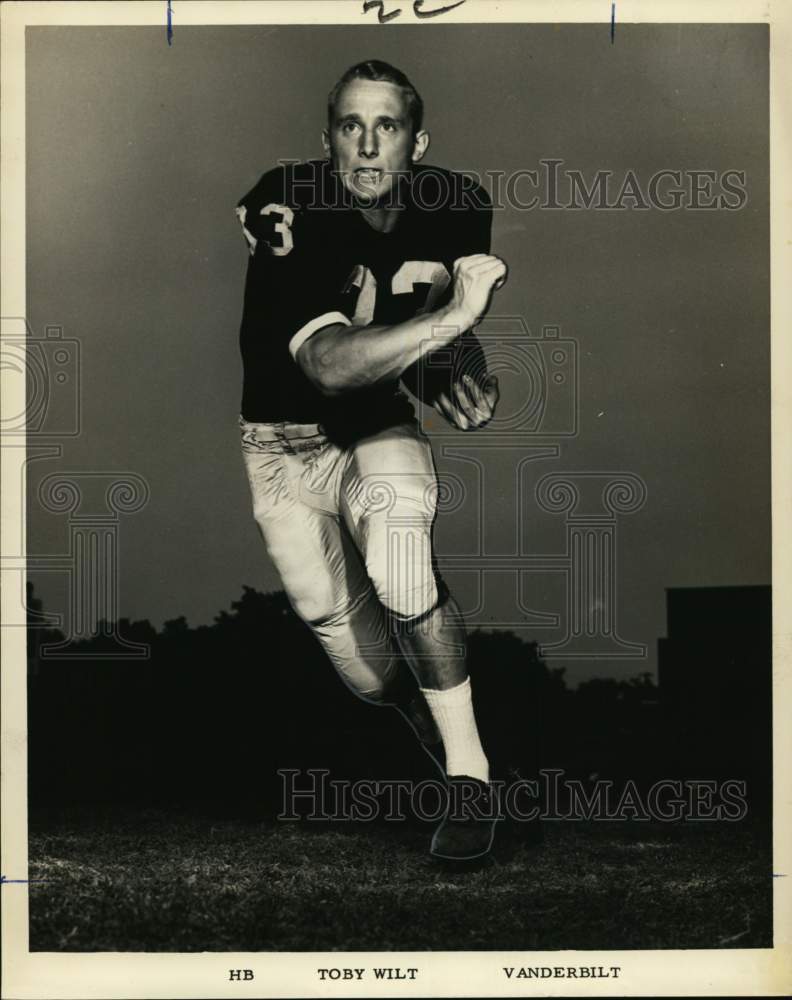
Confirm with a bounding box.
[288,312,352,361]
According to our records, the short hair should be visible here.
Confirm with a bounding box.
[327,60,424,136]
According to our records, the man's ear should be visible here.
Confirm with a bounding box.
[321,129,331,157]
[412,129,430,163]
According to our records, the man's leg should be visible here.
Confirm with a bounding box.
[393,588,490,786]
[394,592,500,861]
[240,421,437,743]
[341,422,491,789]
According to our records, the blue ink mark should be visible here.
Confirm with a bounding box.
[772,873,787,878]
[167,1,174,46]
[1,875,49,885]
[610,3,615,44]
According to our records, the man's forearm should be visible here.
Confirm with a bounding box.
[297,304,472,396]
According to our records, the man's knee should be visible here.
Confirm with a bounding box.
[363,517,440,622]
[253,528,336,625]
[367,564,439,623]
[371,569,451,628]
[281,581,335,626]
[330,651,400,705]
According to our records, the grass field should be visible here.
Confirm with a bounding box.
[27,807,772,952]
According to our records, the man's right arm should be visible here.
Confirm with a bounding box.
[296,254,507,397]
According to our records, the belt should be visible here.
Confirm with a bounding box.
[238,415,324,442]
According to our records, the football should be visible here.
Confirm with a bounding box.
[406,329,490,406]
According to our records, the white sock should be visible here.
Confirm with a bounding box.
[420,677,490,783]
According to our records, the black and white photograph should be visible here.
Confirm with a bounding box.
[1,1,790,997]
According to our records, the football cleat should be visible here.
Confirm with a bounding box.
[430,775,499,861]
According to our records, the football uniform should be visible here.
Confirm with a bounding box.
[236,160,491,701]
[237,159,491,438]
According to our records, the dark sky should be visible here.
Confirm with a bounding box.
[26,23,770,686]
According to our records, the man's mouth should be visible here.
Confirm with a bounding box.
[354,168,383,184]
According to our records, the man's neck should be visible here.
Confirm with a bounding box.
[359,204,403,234]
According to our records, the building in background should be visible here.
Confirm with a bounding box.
[658,585,772,807]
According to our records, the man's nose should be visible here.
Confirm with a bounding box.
[359,128,379,159]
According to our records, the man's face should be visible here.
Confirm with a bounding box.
[323,78,428,205]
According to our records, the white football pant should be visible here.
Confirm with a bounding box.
[240,416,440,702]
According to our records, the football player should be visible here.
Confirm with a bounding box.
[236,60,507,860]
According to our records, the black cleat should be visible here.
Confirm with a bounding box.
[430,775,499,861]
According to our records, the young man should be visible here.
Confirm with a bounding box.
[236,60,507,860]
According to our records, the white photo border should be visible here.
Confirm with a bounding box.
[2,1,790,997]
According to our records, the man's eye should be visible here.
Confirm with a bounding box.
[379,122,397,133]
[342,122,359,134]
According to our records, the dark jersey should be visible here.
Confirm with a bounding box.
[236,159,492,439]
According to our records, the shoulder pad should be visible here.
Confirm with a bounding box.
[235,161,331,256]
[409,164,492,213]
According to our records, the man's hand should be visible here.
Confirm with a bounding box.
[447,254,508,332]
[433,373,500,431]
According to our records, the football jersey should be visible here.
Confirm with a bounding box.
[236,159,492,439]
